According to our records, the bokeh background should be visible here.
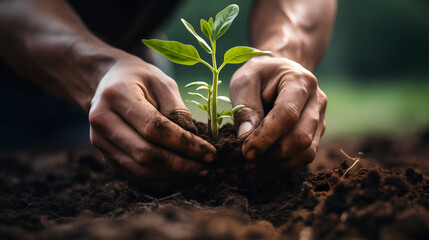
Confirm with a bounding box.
[154,0,429,142]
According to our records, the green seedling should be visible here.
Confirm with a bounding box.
[142,4,270,138]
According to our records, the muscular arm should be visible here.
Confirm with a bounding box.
[0,0,216,189]
[231,0,337,168]
[250,0,337,71]
[0,0,117,111]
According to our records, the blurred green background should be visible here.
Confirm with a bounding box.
[155,0,429,141]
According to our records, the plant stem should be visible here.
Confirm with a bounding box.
[210,39,218,138]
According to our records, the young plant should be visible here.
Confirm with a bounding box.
[142,4,269,138]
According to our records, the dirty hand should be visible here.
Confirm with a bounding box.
[89,54,216,190]
[230,55,327,169]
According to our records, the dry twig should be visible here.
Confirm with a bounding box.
[340,149,361,179]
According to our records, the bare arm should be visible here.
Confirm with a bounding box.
[250,0,337,71]
[0,0,118,111]
[231,0,337,169]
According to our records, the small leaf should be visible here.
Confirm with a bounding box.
[217,115,233,125]
[223,46,270,65]
[186,100,208,111]
[196,85,210,91]
[217,117,223,125]
[200,19,212,40]
[219,110,233,117]
[212,4,239,40]
[218,80,222,86]
[181,18,212,54]
[142,39,202,65]
[217,96,231,103]
[208,17,213,29]
[232,104,245,113]
[188,92,208,102]
[185,81,210,88]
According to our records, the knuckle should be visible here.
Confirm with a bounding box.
[102,84,123,101]
[294,131,313,150]
[160,77,179,90]
[295,69,317,91]
[302,70,318,90]
[166,78,179,89]
[295,84,310,98]
[319,90,328,107]
[302,148,316,165]
[88,108,107,128]
[141,119,159,139]
[89,132,101,148]
[230,72,252,91]
[283,103,300,124]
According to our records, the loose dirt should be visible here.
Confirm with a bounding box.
[0,124,428,240]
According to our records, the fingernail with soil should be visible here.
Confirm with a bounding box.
[245,149,257,161]
[238,121,252,138]
[199,169,209,177]
[204,152,216,163]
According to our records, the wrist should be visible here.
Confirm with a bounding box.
[64,35,124,112]
[253,36,316,72]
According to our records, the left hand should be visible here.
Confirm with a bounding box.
[230,55,327,169]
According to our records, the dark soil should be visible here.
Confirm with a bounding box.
[0,124,428,240]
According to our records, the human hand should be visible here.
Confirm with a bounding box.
[89,54,216,190]
[230,55,327,169]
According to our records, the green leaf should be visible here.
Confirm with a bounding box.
[181,18,212,54]
[219,110,233,117]
[196,85,210,91]
[186,100,208,111]
[208,17,213,29]
[223,46,270,65]
[219,110,234,122]
[200,19,212,40]
[188,92,208,102]
[185,81,210,88]
[212,4,239,40]
[217,114,233,125]
[232,104,245,113]
[217,96,231,103]
[142,39,202,65]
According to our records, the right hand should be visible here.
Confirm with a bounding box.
[89,54,216,191]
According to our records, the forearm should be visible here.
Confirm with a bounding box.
[0,0,121,111]
[250,0,337,71]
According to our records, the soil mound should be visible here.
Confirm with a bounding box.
[0,125,428,240]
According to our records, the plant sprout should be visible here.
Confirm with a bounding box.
[142,4,270,138]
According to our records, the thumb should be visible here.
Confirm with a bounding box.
[234,106,264,139]
[154,79,198,134]
[230,75,264,139]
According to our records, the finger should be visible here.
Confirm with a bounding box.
[243,72,317,160]
[281,111,326,169]
[230,70,264,138]
[90,127,175,182]
[99,85,216,163]
[275,89,327,160]
[90,110,207,176]
[152,77,198,134]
